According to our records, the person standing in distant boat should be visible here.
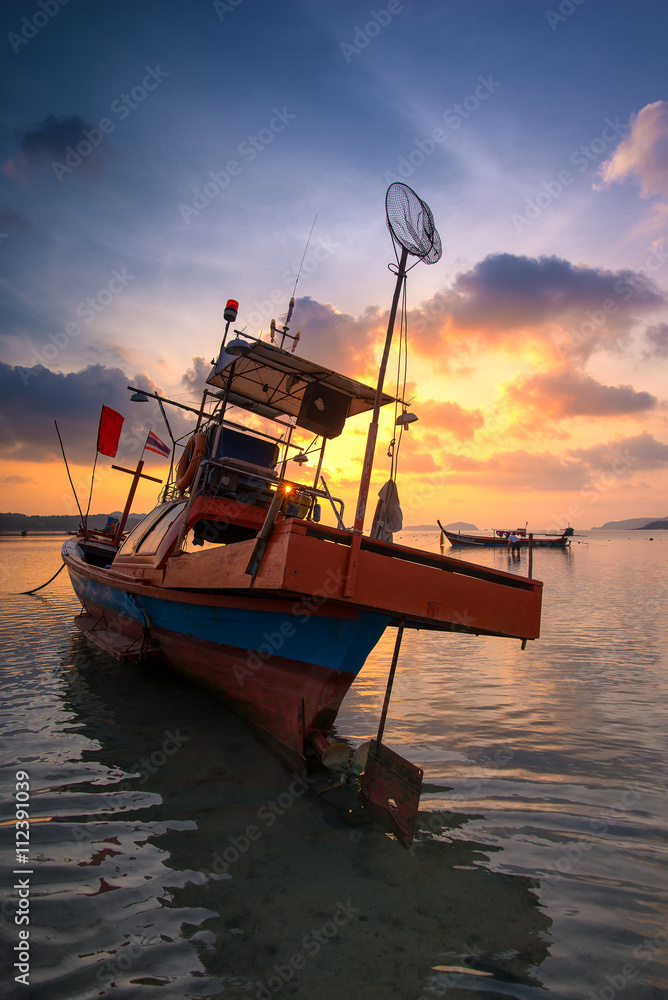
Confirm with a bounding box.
[508,532,521,556]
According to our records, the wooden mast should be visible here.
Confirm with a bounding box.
[344,245,408,597]
[111,460,162,544]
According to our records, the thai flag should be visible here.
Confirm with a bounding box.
[144,430,170,457]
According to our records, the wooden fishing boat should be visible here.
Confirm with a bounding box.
[61,185,544,842]
[439,524,573,549]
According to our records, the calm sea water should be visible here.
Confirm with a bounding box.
[0,531,667,1000]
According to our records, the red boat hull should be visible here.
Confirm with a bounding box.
[65,556,389,765]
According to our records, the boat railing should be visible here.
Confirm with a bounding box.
[166,455,346,532]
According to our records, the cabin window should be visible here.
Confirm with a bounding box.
[136,502,188,555]
[118,502,186,557]
[189,519,258,547]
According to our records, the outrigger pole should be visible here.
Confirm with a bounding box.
[54,420,88,541]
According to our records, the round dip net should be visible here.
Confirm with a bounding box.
[385,182,442,266]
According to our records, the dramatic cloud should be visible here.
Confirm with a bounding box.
[287,296,385,376]
[436,432,668,495]
[393,449,438,474]
[413,399,484,440]
[569,432,668,473]
[181,356,213,394]
[408,253,667,362]
[643,322,668,359]
[0,363,193,464]
[501,369,657,419]
[599,101,668,198]
[441,448,588,492]
[451,254,663,329]
[2,114,107,185]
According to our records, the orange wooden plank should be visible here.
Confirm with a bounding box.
[158,520,541,638]
[281,532,541,639]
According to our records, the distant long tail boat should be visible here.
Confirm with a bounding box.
[438,522,574,549]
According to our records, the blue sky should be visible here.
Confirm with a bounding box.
[2,0,668,525]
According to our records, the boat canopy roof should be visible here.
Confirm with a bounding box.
[206,340,395,422]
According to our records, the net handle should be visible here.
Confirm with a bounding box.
[352,245,408,535]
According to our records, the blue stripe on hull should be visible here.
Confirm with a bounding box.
[69,569,390,675]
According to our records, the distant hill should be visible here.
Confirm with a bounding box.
[592,516,667,530]
[636,519,668,530]
[0,512,147,533]
[441,521,478,531]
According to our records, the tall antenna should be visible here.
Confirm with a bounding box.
[271,215,318,351]
[292,214,317,299]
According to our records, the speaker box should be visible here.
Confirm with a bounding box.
[297,382,350,438]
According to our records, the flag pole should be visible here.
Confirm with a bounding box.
[83,450,99,536]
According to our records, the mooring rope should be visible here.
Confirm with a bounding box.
[19,563,66,595]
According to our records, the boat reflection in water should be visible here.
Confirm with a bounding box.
[52,630,552,997]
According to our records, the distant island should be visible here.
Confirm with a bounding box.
[440,521,478,531]
[592,516,668,530]
[0,511,146,533]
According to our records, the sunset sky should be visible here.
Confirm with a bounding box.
[1,0,667,529]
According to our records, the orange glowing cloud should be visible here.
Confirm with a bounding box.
[407,253,667,366]
[411,398,484,441]
[499,368,658,421]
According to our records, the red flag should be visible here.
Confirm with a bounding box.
[97,406,124,457]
